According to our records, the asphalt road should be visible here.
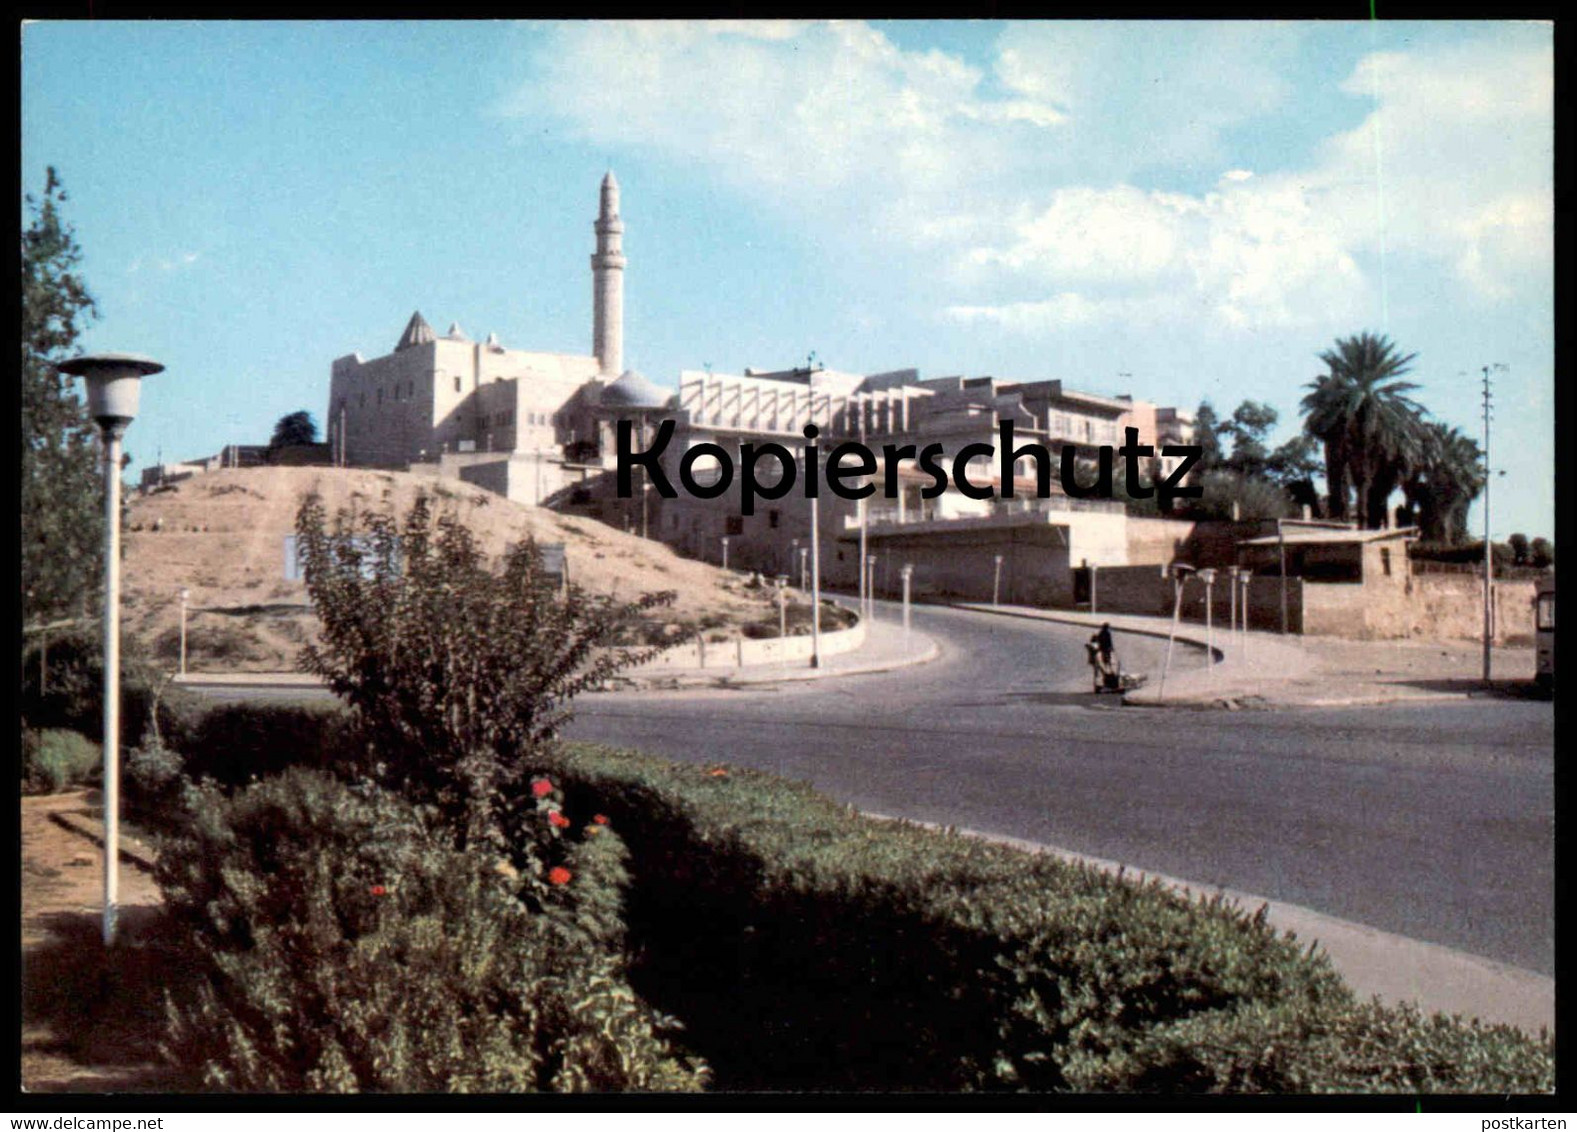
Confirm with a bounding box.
[565,600,1555,975]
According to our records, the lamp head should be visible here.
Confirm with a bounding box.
[57,352,164,436]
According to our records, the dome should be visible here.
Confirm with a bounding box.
[601,369,671,411]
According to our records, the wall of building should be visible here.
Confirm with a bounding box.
[330,345,441,468]
[1124,516,1195,565]
[867,523,1073,606]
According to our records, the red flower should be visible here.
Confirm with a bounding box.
[548,810,571,829]
[592,814,610,826]
[531,778,554,798]
[548,866,572,886]
[707,767,729,778]
[370,885,387,896]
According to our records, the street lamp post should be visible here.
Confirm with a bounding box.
[809,497,822,668]
[858,496,869,617]
[178,587,190,676]
[1158,564,1193,701]
[57,352,164,947]
[1226,565,1239,638]
[790,537,800,585]
[901,564,914,641]
[1199,568,1217,673]
[799,546,809,592]
[1240,569,1252,654]
[992,554,1004,607]
[775,575,788,641]
[865,554,877,621]
[720,536,730,572]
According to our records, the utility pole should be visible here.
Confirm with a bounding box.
[1481,364,1505,685]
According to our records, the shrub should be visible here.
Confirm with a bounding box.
[20,625,204,754]
[553,743,1554,1094]
[1068,997,1554,1093]
[23,727,100,793]
[294,490,677,855]
[175,699,359,788]
[158,768,705,1093]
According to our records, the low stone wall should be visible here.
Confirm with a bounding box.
[635,615,868,671]
[1299,576,1535,642]
[1082,565,1303,633]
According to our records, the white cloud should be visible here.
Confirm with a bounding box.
[505,21,1549,334]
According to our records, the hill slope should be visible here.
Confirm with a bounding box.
[123,466,778,672]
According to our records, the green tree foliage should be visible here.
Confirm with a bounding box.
[269,409,318,452]
[1301,333,1426,528]
[1192,401,1225,473]
[1530,537,1553,570]
[1189,470,1297,522]
[295,491,677,854]
[1508,532,1529,566]
[21,168,102,628]
[1220,400,1279,478]
[1398,423,1483,544]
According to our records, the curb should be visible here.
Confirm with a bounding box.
[948,602,1226,661]
[864,812,1554,1036]
[623,632,942,691]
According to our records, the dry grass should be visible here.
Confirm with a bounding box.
[123,466,779,672]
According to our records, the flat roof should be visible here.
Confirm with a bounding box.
[1239,527,1419,547]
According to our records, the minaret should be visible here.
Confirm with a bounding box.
[591,171,625,377]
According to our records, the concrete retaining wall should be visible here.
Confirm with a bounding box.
[636,615,868,671]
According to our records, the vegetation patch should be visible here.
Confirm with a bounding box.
[23,728,101,794]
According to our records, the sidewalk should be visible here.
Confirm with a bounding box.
[950,602,1540,709]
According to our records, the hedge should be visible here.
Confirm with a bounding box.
[137,701,1555,1094]
[551,742,1555,1094]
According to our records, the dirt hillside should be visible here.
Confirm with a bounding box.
[122,466,779,672]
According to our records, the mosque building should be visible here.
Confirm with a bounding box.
[315,174,1195,602]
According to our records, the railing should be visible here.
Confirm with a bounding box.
[847,494,1123,530]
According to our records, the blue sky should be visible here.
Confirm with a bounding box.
[22,19,1553,539]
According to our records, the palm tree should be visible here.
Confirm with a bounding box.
[1300,333,1425,527]
[1401,423,1483,543]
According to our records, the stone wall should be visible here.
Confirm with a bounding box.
[1084,565,1303,632]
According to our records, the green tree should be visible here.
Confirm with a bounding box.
[1301,333,1425,528]
[1189,469,1297,521]
[269,410,319,453]
[1529,537,1553,570]
[21,168,102,630]
[1507,532,1529,566]
[1193,401,1225,473]
[295,491,677,854]
[1399,423,1482,544]
[1220,400,1279,478]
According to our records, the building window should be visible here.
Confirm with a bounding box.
[769,509,780,529]
[725,516,744,537]
[454,376,462,393]
[1380,548,1392,576]
[378,388,384,404]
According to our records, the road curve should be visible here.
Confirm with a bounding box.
[569,600,1555,975]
